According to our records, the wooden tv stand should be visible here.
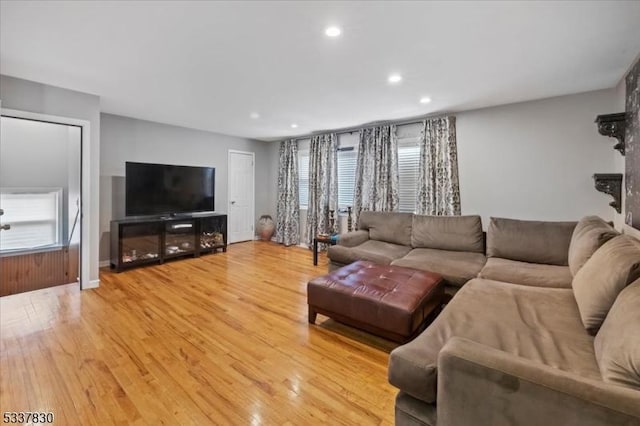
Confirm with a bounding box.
[110,212,227,272]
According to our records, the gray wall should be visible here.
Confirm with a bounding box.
[0,74,100,283]
[268,88,624,231]
[456,88,620,226]
[99,113,272,261]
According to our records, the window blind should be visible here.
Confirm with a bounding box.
[337,149,357,208]
[298,152,309,208]
[397,139,421,213]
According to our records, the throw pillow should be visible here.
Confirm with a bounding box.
[568,216,618,276]
[572,235,640,334]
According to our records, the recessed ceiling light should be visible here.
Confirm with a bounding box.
[388,73,402,84]
[291,123,298,129]
[325,26,341,37]
[419,97,432,104]
[250,112,260,119]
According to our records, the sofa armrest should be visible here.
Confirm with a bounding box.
[337,230,369,247]
[437,337,640,426]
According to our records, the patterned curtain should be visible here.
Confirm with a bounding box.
[305,133,338,245]
[275,139,300,246]
[416,116,461,215]
[353,125,399,225]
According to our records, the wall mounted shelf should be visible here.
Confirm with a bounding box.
[595,113,627,155]
[593,173,623,214]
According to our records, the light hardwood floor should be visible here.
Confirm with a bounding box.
[0,241,398,425]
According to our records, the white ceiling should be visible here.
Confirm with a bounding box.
[1,1,640,141]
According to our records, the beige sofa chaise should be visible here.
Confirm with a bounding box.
[387,217,640,425]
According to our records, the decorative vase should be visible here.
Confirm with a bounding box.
[257,215,275,241]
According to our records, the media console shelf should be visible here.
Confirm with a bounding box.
[110,213,227,272]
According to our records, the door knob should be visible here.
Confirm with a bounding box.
[0,209,4,216]
[231,201,236,205]
[0,224,10,231]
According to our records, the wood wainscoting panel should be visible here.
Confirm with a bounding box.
[0,247,78,296]
[0,241,398,424]
[66,243,80,283]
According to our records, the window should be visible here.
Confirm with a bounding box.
[397,140,421,213]
[337,148,357,209]
[298,151,309,208]
[296,136,421,213]
[0,189,62,252]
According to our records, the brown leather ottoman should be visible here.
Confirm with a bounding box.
[307,260,444,342]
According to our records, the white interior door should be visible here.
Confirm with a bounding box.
[228,150,255,243]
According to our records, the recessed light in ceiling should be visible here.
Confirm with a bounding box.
[388,73,402,84]
[291,123,298,129]
[325,26,342,37]
[250,112,260,119]
[419,97,432,104]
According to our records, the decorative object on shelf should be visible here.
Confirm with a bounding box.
[329,209,336,235]
[257,215,275,241]
[212,232,224,245]
[347,206,353,232]
[595,113,627,156]
[593,173,623,214]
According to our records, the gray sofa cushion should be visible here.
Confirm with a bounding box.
[391,248,486,288]
[572,235,640,334]
[327,240,412,266]
[478,257,572,288]
[359,211,413,246]
[411,215,484,253]
[568,216,619,276]
[388,278,599,404]
[594,278,640,390]
[487,217,576,266]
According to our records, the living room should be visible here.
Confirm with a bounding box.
[1,1,639,425]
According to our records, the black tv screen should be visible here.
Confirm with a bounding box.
[125,162,215,216]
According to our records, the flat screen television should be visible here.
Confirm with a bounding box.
[125,162,215,216]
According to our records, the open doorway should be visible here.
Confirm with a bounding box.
[0,115,82,296]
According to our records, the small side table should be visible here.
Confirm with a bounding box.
[313,235,337,266]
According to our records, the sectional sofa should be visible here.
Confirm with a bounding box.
[326,212,640,425]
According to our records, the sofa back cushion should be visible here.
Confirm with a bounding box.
[411,215,484,253]
[486,217,576,265]
[568,216,619,276]
[572,235,640,334]
[358,211,413,246]
[594,278,640,390]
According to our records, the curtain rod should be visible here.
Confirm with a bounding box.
[290,112,451,141]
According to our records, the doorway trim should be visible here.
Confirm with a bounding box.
[1,107,92,290]
[227,149,255,243]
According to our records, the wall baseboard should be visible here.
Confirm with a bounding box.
[83,279,100,289]
[99,260,110,268]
